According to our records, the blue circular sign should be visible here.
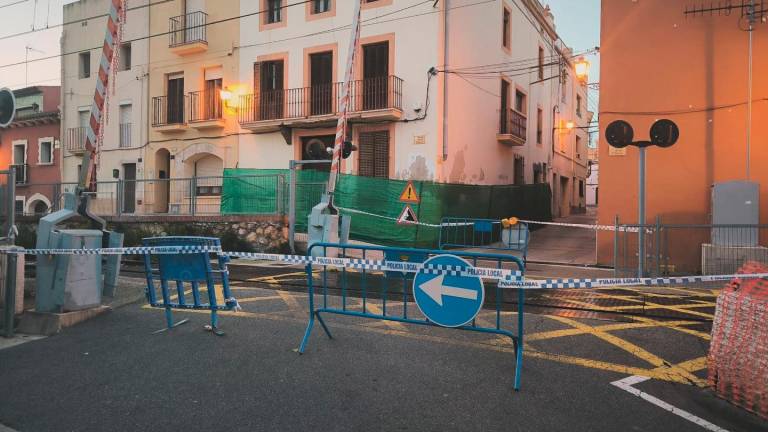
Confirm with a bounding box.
[413,255,485,328]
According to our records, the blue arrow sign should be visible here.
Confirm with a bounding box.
[413,255,485,328]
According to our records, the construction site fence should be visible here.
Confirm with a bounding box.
[225,168,553,249]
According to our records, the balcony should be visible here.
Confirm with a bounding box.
[188,90,225,129]
[119,123,133,148]
[169,11,208,56]
[152,95,187,132]
[238,75,404,132]
[497,109,527,146]
[66,126,87,154]
[11,164,27,185]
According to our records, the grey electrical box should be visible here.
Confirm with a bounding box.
[711,181,759,246]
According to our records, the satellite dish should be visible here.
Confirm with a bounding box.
[650,119,679,148]
[305,138,331,160]
[0,88,16,128]
[605,120,634,148]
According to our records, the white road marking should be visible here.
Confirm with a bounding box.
[611,375,730,432]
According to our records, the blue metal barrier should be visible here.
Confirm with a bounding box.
[142,236,238,335]
[298,243,526,390]
[439,217,530,264]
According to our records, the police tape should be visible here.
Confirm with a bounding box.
[498,273,768,289]
[2,246,765,290]
[516,219,641,233]
[0,246,524,283]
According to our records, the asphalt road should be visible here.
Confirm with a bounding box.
[0,281,765,432]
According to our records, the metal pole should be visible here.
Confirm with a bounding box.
[746,1,754,180]
[289,161,297,254]
[613,215,619,278]
[638,147,646,278]
[3,252,17,338]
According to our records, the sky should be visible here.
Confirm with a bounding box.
[0,0,602,99]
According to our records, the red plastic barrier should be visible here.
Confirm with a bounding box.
[708,262,768,420]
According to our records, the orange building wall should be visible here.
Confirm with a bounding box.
[597,0,768,268]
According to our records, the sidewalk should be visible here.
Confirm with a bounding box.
[526,207,598,266]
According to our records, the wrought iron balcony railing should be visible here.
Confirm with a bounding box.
[239,75,403,123]
[500,109,527,142]
[169,11,208,48]
[65,127,87,153]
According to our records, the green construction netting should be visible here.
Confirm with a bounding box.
[222,168,552,248]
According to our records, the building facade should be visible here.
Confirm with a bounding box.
[145,0,240,215]
[235,0,590,215]
[0,86,61,215]
[598,0,768,268]
[60,0,150,214]
[57,0,591,218]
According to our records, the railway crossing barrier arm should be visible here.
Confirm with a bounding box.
[297,242,526,391]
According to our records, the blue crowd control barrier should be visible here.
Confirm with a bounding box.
[439,218,530,265]
[298,242,526,391]
[142,236,238,335]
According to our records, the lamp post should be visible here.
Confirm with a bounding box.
[606,119,679,277]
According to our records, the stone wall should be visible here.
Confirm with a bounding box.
[15,216,289,253]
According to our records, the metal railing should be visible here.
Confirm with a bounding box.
[152,95,187,126]
[188,90,223,123]
[66,127,87,153]
[10,165,27,185]
[500,109,527,141]
[169,11,208,47]
[613,217,768,277]
[239,75,404,123]
[119,123,132,148]
[10,174,286,218]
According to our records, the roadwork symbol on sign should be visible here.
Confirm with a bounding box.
[399,181,420,203]
[397,205,419,225]
[413,255,485,327]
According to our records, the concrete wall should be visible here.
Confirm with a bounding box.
[598,0,768,266]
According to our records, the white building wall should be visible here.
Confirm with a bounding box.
[61,0,150,184]
[237,0,441,179]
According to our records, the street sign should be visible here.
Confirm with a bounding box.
[397,205,419,225]
[413,255,485,327]
[399,181,420,203]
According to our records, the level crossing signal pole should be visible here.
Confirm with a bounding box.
[325,0,363,211]
[605,119,679,277]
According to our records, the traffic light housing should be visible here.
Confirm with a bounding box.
[342,141,357,159]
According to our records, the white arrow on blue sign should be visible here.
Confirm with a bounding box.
[413,255,485,328]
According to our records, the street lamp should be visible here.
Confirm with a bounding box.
[574,57,590,83]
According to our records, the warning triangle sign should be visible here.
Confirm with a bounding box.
[399,181,420,203]
[397,205,419,225]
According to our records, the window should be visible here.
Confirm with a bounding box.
[312,0,330,14]
[266,0,282,24]
[119,104,132,148]
[576,135,583,159]
[579,179,585,198]
[502,8,510,49]
[256,60,285,120]
[119,43,131,71]
[167,73,184,124]
[538,47,544,80]
[38,138,53,165]
[514,156,525,185]
[79,51,91,79]
[536,108,543,144]
[576,94,582,117]
[14,199,23,215]
[514,89,526,115]
[358,130,389,178]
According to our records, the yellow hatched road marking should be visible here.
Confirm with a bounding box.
[545,315,702,383]
[140,306,708,385]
